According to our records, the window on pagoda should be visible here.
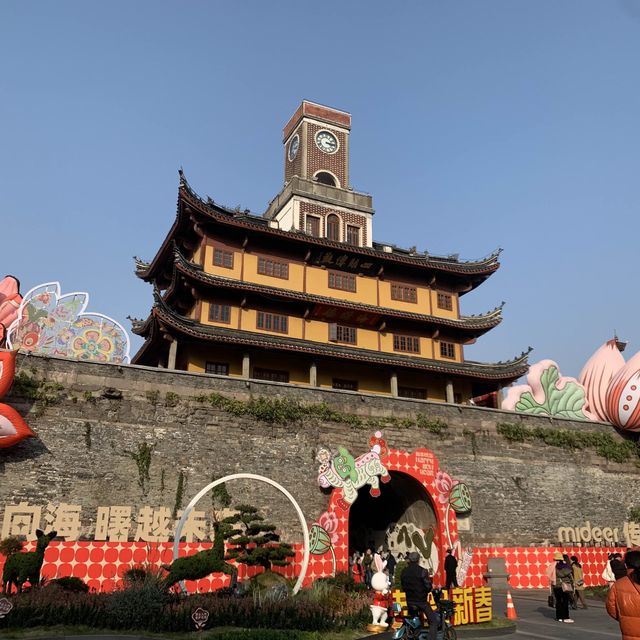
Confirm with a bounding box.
[326,214,340,241]
[329,323,357,345]
[253,367,289,383]
[209,303,231,324]
[437,292,453,311]
[440,341,456,359]
[258,256,289,279]
[393,334,421,354]
[328,271,356,292]
[391,283,417,303]
[213,248,234,269]
[305,215,321,237]
[333,378,358,391]
[256,311,288,334]
[346,225,360,246]
[205,362,229,375]
[399,386,427,400]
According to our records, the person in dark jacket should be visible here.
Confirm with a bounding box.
[385,550,397,584]
[553,552,575,623]
[401,551,439,640]
[444,548,458,589]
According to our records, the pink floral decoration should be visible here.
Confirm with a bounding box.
[317,511,339,544]
[434,471,458,504]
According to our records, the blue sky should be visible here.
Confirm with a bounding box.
[2,0,639,377]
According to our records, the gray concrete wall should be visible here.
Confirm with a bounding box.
[2,354,637,546]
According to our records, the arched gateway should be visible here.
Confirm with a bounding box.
[310,437,469,585]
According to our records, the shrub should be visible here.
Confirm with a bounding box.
[0,536,23,557]
[122,566,148,586]
[0,579,369,633]
[48,576,89,593]
[315,571,366,593]
[105,576,169,630]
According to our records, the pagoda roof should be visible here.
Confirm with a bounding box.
[135,172,501,292]
[164,247,503,338]
[133,292,531,383]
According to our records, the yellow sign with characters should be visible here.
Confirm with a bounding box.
[392,587,492,626]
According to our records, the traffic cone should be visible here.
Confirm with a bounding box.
[506,591,517,620]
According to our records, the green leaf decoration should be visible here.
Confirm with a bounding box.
[309,524,331,555]
[25,302,48,324]
[515,365,589,420]
[449,483,472,514]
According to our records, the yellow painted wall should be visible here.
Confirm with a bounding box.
[396,371,446,402]
[203,249,465,324]
[379,333,434,358]
[200,301,241,329]
[430,290,459,319]
[185,345,243,377]
[203,245,243,280]
[243,309,305,339]
[434,340,461,362]
[318,362,391,395]
[192,243,202,266]
[250,353,310,385]
[196,301,462,363]
[242,253,305,291]
[304,319,378,350]
[378,281,432,314]
[305,266,378,303]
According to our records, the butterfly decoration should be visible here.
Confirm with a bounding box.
[0,350,35,448]
[7,282,130,364]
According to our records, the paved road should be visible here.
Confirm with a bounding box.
[364,590,621,639]
[501,590,620,639]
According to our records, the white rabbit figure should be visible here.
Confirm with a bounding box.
[369,552,390,628]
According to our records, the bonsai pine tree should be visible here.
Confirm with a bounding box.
[222,504,295,571]
[0,536,23,558]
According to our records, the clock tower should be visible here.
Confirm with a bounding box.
[283,101,351,188]
[265,101,374,247]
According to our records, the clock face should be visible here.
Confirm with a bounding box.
[288,134,299,161]
[315,130,338,154]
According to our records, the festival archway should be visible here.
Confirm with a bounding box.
[310,443,470,585]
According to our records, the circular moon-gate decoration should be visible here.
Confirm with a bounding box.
[173,473,311,594]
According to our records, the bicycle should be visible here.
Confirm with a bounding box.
[391,598,457,640]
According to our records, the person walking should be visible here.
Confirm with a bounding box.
[606,549,640,640]
[363,548,374,589]
[444,548,458,590]
[401,552,439,640]
[571,555,588,609]
[603,553,616,587]
[549,552,575,623]
[385,550,397,585]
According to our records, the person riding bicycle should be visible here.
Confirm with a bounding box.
[401,551,440,640]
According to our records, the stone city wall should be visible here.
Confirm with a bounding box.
[2,353,639,548]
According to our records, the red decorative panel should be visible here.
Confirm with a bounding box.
[463,545,626,589]
[0,539,623,593]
